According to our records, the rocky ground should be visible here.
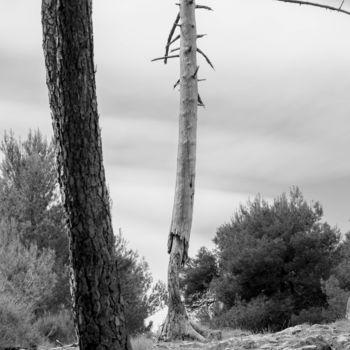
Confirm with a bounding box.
[29,320,350,350]
[154,321,350,350]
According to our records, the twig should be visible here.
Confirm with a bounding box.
[197,48,215,70]
[164,13,181,64]
[198,94,205,107]
[169,34,180,46]
[173,79,180,89]
[276,0,350,15]
[197,34,207,39]
[192,66,200,79]
[196,5,213,11]
[170,47,180,52]
[339,0,345,10]
[151,55,180,62]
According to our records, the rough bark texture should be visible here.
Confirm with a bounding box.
[160,0,201,341]
[41,1,131,349]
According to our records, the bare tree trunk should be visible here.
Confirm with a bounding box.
[41,1,131,349]
[159,0,203,341]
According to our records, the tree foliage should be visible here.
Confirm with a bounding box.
[211,187,340,330]
[180,247,217,304]
[0,130,70,311]
[115,232,153,334]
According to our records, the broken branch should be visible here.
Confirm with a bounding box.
[151,55,180,62]
[164,13,181,64]
[196,5,213,11]
[198,94,205,107]
[197,48,215,70]
[173,79,180,89]
[192,66,200,79]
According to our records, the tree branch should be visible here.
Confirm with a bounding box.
[197,48,215,70]
[151,55,180,62]
[196,5,213,11]
[164,13,181,64]
[276,0,350,15]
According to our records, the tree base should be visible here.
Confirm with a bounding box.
[158,311,222,342]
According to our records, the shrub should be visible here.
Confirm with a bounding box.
[0,237,57,314]
[0,293,41,348]
[34,309,76,345]
[212,188,340,330]
[290,307,324,325]
[212,295,292,332]
[321,275,349,321]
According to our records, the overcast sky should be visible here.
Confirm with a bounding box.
[1,0,350,282]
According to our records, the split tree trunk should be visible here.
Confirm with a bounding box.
[160,0,203,341]
[41,1,131,349]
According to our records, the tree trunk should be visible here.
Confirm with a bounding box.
[160,0,203,341]
[41,1,131,349]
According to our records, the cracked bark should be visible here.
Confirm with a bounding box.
[159,0,203,341]
[41,1,131,349]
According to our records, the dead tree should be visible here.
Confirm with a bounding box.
[41,1,131,349]
[153,0,214,341]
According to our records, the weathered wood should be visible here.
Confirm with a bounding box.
[41,1,131,349]
[160,0,203,341]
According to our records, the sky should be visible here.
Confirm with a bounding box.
[1,0,350,282]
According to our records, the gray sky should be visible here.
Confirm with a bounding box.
[1,0,350,282]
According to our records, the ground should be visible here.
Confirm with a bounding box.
[39,320,350,350]
[154,321,350,350]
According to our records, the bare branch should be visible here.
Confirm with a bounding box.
[197,48,215,70]
[339,0,345,10]
[173,79,180,89]
[169,34,180,46]
[151,55,180,62]
[276,0,350,15]
[164,13,181,64]
[197,34,207,39]
[170,47,180,52]
[192,66,200,79]
[198,94,205,107]
[196,5,213,11]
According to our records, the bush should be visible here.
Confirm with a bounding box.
[0,237,57,314]
[290,306,325,326]
[212,188,340,330]
[321,275,349,321]
[0,293,41,348]
[212,295,292,332]
[180,247,218,304]
[34,309,76,345]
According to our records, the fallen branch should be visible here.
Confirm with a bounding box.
[197,48,215,70]
[276,0,350,15]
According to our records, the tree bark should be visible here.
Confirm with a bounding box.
[41,1,131,349]
[160,0,203,341]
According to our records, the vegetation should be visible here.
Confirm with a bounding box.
[181,188,350,332]
[0,130,153,346]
